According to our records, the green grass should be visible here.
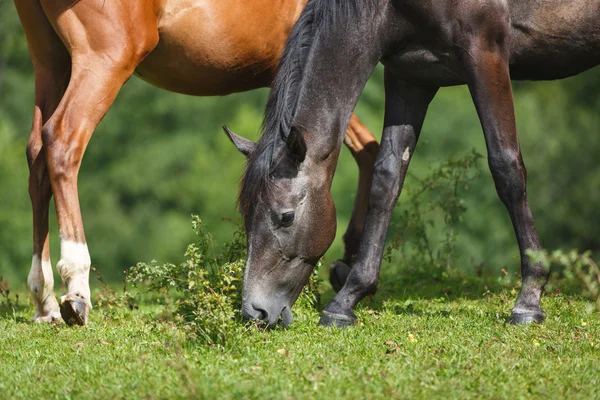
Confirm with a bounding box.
[1,274,599,399]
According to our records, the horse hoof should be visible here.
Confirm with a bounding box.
[329,260,351,293]
[318,310,356,328]
[33,312,63,324]
[509,311,545,325]
[59,293,91,326]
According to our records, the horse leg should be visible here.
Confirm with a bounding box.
[330,114,379,292]
[16,0,71,322]
[40,4,158,325]
[458,10,547,324]
[320,70,438,326]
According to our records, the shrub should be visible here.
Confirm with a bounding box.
[127,216,321,346]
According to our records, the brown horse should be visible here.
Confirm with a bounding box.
[15,0,379,325]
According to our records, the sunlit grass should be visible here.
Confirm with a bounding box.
[2,273,598,399]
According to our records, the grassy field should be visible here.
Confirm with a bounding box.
[1,272,599,399]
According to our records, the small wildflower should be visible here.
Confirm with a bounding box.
[533,340,540,347]
[277,348,289,357]
[408,333,417,343]
[581,321,587,327]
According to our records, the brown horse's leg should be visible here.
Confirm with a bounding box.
[40,3,158,325]
[459,9,547,324]
[16,0,71,323]
[331,114,379,292]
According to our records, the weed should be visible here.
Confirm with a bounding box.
[126,216,320,346]
[0,276,20,318]
[385,149,483,278]
[528,249,600,310]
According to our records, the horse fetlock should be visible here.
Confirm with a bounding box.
[28,256,55,298]
[352,272,379,298]
[28,256,61,322]
[511,288,545,324]
[33,306,62,324]
[30,290,61,324]
[57,241,92,309]
[329,260,351,293]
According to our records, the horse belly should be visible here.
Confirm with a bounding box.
[383,45,467,87]
[135,0,300,96]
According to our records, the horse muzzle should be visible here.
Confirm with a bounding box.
[242,299,293,327]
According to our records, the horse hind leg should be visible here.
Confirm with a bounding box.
[330,114,379,292]
[458,4,547,324]
[16,0,71,323]
[27,98,64,323]
[39,2,158,325]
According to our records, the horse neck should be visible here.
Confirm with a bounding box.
[290,12,388,165]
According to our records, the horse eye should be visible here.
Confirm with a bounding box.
[281,211,295,227]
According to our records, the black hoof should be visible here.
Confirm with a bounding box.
[329,260,351,293]
[59,293,91,326]
[509,312,545,325]
[318,310,357,328]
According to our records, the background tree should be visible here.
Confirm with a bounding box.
[1,1,598,285]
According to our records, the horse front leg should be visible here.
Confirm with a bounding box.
[330,114,379,292]
[42,62,132,325]
[40,2,158,325]
[459,4,548,324]
[320,70,438,327]
[27,106,62,323]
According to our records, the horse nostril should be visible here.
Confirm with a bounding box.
[252,305,269,321]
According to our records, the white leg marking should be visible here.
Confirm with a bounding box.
[28,255,61,322]
[402,147,411,162]
[57,240,92,307]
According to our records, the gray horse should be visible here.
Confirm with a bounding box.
[225,0,600,327]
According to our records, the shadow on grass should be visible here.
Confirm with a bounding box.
[319,262,590,315]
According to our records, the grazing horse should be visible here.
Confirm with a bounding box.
[15,0,380,325]
[225,0,600,327]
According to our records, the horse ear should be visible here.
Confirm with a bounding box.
[222,125,256,157]
[286,127,307,165]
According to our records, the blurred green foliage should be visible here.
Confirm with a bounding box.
[1,2,599,286]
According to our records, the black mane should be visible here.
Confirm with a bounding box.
[238,0,380,217]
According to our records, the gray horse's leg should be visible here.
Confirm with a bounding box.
[320,70,438,326]
[459,13,548,324]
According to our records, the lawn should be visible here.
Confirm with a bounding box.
[1,271,598,400]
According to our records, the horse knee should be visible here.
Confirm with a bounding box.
[489,151,528,205]
[41,120,80,182]
[369,161,401,211]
